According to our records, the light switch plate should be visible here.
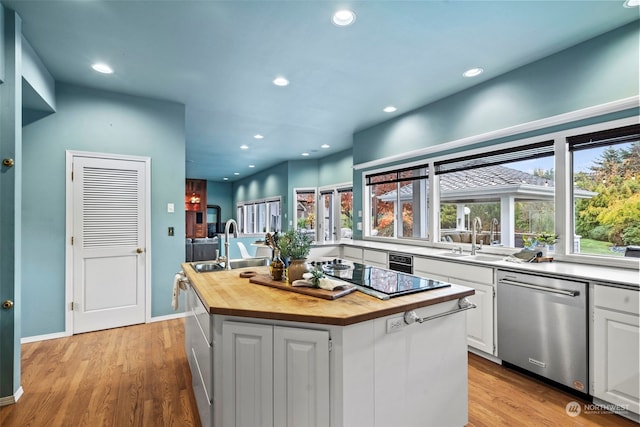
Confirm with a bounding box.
[167,203,175,213]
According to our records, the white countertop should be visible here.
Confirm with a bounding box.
[321,239,639,289]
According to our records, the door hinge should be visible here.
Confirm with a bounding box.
[70,301,75,311]
[71,236,74,245]
[71,170,74,181]
[328,339,333,352]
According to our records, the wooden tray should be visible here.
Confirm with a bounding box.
[249,274,357,300]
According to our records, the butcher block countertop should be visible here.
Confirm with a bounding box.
[181,264,474,326]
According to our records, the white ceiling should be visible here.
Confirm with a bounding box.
[4,0,638,182]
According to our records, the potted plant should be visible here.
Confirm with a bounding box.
[276,229,313,283]
[523,232,558,256]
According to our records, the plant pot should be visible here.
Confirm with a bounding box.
[287,259,310,283]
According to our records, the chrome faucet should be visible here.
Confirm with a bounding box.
[223,219,239,270]
[471,217,482,255]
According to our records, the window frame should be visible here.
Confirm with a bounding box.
[235,196,282,235]
[360,115,639,269]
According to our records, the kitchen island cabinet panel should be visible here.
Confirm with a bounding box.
[273,326,330,427]
[222,321,273,427]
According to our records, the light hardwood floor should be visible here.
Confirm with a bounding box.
[0,319,636,427]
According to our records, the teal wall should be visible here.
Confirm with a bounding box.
[354,22,639,165]
[318,149,353,187]
[206,180,233,222]
[351,21,639,239]
[226,150,354,232]
[21,83,186,337]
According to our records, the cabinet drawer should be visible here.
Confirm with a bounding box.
[190,348,212,426]
[363,249,387,266]
[414,257,493,284]
[342,246,363,262]
[594,285,640,315]
[192,293,211,344]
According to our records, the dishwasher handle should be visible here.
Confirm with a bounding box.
[499,278,579,297]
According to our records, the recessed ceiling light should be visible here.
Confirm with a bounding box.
[301,152,310,157]
[321,144,330,149]
[332,9,356,26]
[249,164,255,168]
[463,67,484,78]
[234,172,240,176]
[91,63,113,74]
[624,0,639,7]
[383,106,397,113]
[273,77,289,87]
[223,177,229,181]
[240,145,249,150]
[254,134,264,139]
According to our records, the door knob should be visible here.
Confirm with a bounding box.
[136,248,144,254]
[2,300,14,309]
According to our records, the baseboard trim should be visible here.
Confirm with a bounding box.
[21,331,70,344]
[468,346,502,365]
[0,386,23,406]
[149,312,187,323]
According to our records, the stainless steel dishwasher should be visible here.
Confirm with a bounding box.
[497,270,588,394]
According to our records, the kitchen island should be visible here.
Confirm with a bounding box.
[181,262,475,427]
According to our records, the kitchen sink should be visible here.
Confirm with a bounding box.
[436,252,504,262]
[437,251,469,258]
[191,257,270,273]
[463,254,505,262]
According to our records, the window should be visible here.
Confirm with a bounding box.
[317,186,353,242]
[569,123,640,257]
[435,141,555,249]
[295,189,317,238]
[366,165,429,239]
[236,197,282,234]
[338,187,353,240]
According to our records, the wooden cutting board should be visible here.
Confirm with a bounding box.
[249,274,357,300]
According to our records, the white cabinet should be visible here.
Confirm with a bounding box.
[185,285,213,426]
[222,321,330,427]
[414,257,496,356]
[363,249,387,268]
[592,285,640,418]
[341,246,363,263]
[309,245,340,259]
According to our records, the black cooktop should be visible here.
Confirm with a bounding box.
[320,261,451,300]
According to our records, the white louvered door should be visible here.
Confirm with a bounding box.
[72,155,146,333]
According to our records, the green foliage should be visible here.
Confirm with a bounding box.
[277,229,313,260]
[622,222,640,246]
[574,142,640,246]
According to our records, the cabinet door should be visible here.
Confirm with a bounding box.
[222,321,274,427]
[593,308,640,414]
[454,278,495,355]
[273,326,330,427]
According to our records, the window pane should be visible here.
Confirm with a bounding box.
[438,154,554,249]
[321,192,334,242]
[246,204,256,234]
[257,203,266,233]
[370,182,396,237]
[267,200,281,232]
[296,191,316,238]
[339,190,353,240]
[572,139,640,257]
